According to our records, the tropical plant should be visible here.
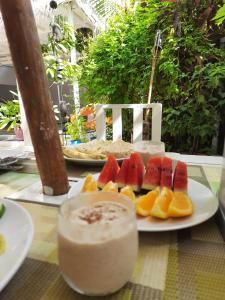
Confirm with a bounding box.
[79,0,225,154]
[41,15,79,84]
[66,114,87,142]
[0,100,20,131]
[213,3,225,25]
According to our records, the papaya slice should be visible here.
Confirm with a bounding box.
[168,192,193,217]
[150,187,173,219]
[136,188,160,217]
[120,185,136,201]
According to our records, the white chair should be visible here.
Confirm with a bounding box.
[95,103,162,143]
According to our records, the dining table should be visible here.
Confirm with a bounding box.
[0,151,224,300]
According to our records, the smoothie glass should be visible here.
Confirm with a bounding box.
[58,192,138,296]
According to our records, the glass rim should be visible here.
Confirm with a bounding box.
[59,191,136,221]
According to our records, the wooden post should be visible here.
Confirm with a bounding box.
[0,0,69,195]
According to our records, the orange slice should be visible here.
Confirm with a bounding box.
[81,174,98,192]
[102,181,118,192]
[150,187,173,219]
[120,186,136,201]
[168,192,193,217]
[136,188,160,217]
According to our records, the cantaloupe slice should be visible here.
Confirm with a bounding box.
[102,181,118,192]
[81,174,98,192]
[150,187,173,219]
[120,185,136,201]
[136,188,160,217]
[168,192,193,217]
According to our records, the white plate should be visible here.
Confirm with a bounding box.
[68,175,218,232]
[64,156,124,166]
[0,199,34,291]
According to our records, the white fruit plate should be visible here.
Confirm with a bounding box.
[0,199,34,291]
[68,174,218,232]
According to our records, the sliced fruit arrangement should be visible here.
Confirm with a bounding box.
[81,153,193,220]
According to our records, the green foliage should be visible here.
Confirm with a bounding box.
[0,99,20,131]
[213,4,225,25]
[79,0,225,154]
[66,115,87,142]
[41,16,79,84]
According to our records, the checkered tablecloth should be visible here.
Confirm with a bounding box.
[0,164,224,300]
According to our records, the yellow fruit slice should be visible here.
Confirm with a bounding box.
[150,187,173,219]
[81,174,98,192]
[102,181,118,192]
[86,181,98,192]
[136,188,160,217]
[120,186,136,201]
[168,192,193,217]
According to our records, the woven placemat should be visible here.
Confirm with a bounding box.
[0,164,223,300]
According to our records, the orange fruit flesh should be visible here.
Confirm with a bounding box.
[120,186,136,201]
[86,181,98,192]
[136,188,160,217]
[168,192,193,217]
[150,188,173,219]
[82,174,94,192]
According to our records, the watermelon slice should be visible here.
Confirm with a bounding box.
[115,159,129,188]
[160,157,172,189]
[98,155,119,189]
[126,152,145,192]
[142,156,161,190]
[173,161,188,193]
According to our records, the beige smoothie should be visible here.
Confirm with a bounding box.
[58,198,138,296]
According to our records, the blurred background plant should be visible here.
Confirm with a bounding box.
[41,15,79,84]
[0,99,20,131]
[66,113,87,142]
[0,91,20,131]
[79,0,225,154]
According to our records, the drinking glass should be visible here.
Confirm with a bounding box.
[58,192,138,296]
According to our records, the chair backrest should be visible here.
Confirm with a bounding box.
[95,103,162,143]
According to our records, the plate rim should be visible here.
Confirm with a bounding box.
[68,176,219,232]
[0,198,34,292]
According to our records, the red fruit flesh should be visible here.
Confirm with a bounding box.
[115,159,129,188]
[126,152,145,192]
[142,156,161,190]
[173,161,188,193]
[98,155,119,188]
[160,157,172,188]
